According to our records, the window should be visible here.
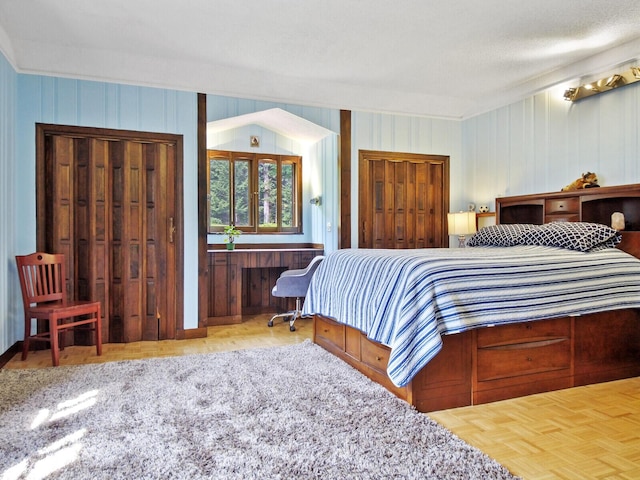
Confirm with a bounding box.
[207,150,302,234]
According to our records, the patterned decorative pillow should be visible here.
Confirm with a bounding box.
[518,222,621,252]
[467,224,537,247]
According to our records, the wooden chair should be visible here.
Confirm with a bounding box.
[16,252,102,367]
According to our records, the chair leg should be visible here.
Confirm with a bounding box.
[288,311,299,332]
[267,298,304,332]
[21,316,30,361]
[95,305,103,356]
[288,298,304,332]
[50,318,60,367]
[267,312,293,328]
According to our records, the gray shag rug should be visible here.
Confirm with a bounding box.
[0,340,518,479]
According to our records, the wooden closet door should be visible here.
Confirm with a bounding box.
[359,150,449,249]
[39,125,180,344]
[108,139,177,342]
[76,137,110,344]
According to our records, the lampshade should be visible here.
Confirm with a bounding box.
[447,211,477,236]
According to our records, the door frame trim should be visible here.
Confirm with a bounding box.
[35,123,185,337]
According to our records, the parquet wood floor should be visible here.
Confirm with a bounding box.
[430,378,640,480]
[4,314,640,479]
[3,314,313,369]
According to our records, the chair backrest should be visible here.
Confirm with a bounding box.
[16,252,68,308]
[305,255,324,277]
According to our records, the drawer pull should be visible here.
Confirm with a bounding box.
[376,356,382,362]
[480,337,568,350]
[527,357,533,362]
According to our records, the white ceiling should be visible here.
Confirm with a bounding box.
[2,0,640,119]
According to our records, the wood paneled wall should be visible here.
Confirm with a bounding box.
[207,248,323,324]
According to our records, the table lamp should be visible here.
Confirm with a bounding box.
[447,211,477,248]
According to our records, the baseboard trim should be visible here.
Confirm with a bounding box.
[176,327,208,340]
[0,342,21,369]
[207,315,242,326]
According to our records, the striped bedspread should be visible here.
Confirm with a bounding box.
[302,246,640,387]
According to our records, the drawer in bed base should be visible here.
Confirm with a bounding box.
[476,338,571,382]
[474,373,573,405]
[474,318,573,403]
[314,315,345,352]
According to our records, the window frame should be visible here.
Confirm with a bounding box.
[207,149,303,235]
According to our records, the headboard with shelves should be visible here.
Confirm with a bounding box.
[581,196,640,231]
[496,184,640,258]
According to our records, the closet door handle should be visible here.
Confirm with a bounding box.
[169,217,176,243]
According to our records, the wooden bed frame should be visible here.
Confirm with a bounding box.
[313,309,640,412]
[313,185,640,412]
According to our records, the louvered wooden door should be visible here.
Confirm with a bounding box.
[358,151,449,249]
[38,125,182,343]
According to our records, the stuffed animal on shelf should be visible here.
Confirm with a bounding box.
[561,172,600,191]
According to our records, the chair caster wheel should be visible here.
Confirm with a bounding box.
[267,321,273,327]
[289,325,296,332]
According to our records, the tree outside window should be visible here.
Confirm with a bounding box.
[207,150,302,234]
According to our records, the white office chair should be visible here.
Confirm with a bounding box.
[267,255,324,331]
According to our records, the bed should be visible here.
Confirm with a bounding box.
[304,222,640,412]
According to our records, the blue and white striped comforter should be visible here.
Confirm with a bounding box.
[302,246,640,387]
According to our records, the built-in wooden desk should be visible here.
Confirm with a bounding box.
[206,246,324,325]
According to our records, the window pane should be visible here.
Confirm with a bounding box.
[234,160,250,226]
[281,162,295,227]
[208,150,302,234]
[258,160,277,227]
[209,159,230,228]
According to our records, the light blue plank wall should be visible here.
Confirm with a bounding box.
[14,75,199,336]
[310,134,339,253]
[462,82,640,210]
[0,51,17,355]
